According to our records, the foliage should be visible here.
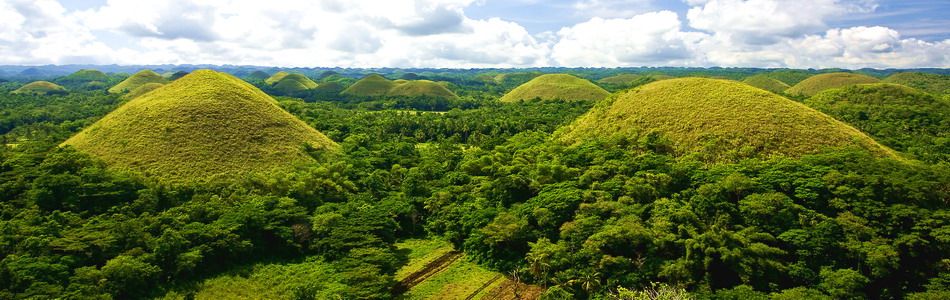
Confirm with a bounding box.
[883,72,950,95]
[501,74,610,103]
[64,69,339,183]
[559,77,896,161]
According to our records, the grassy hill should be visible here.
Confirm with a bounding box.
[272,74,318,94]
[598,74,672,85]
[500,74,609,103]
[882,72,949,95]
[122,82,165,100]
[341,74,396,97]
[786,72,880,96]
[108,70,170,94]
[388,80,460,100]
[11,81,67,95]
[755,70,815,86]
[558,78,895,161]
[168,71,189,80]
[63,69,338,183]
[248,70,270,81]
[805,83,950,163]
[58,69,108,84]
[743,74,791,93]
[264,71,291,85]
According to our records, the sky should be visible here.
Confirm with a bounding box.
[1,0,948,68]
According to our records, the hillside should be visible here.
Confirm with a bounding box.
[558,78,895,161]
[882,72,949,95]
[341,74,396,97]
[743,74,791,93]
[500,74,609,102]
[598,74,672,85]
[265,71,291,85]
[805,83,950,163]
[272,74,318,94]
[387,80,460,100]
[108,70,170,94]
[11,81,67,95]
[122,82,165,100]
[63,69,338,182]
[248,70,270,80]
[786,72,880,96]
[58,69,108,84]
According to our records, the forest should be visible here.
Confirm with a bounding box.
[0,66,947,300]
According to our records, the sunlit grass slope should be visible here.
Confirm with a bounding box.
[883,72,949,95]
[559,78,895,161]
[786,72,880,96]
[122,82,165,100]
[388,80,460,100]
[59,69,108,83]
[108,70,170,94]
[11,81,67,95]
[63,69,338,183]
[805,83,950,162]
[598,74,672,85]
[500,74,609,102]
[743,74,791,93]
[248,70,270,80]
[162,259,348,300]
[273,74,318,93]
[341,74,396,97]
[264,71,290,85]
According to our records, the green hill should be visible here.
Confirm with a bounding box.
[805,83,950,163]
[248,70,270,80]
[63,69,338,183]
[58,69,108,84]
[500,74,609,102]
[755,70,815,86]
[265,71,290,85]
[743,74,791,93]
[387,80,460,100]
[786,72,880,96]
[341,74,396,97]
[558,78,895,161]
[168,71,189,80]
[882,72,949,95]
[122,82,165,100]
[108,70,169,94]
[11,81,67,95]
[272,74,318,94]
[598,74,672,85]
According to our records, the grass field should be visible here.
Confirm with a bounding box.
[559,77,896,161]
[160,258,348,300]
[265,71,290,85]
[109,70,169,94]
[11,81,67,95]
[123,82,164,99]
[500,74,609,102]
[743,74,791,93]
[786,72,880,96]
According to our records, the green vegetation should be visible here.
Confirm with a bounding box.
[11,81,67,95]
[265,71,291,85]
[786,72,880,96]
[272,74,319,94]
[804,83,950,163]
[108,70,170,94]
[883,72,950,95]
[342,74,397,97]
[388,80,460,100]
[122,82,165,99]
[248,70,270,80]
[500,74,609,102]
[168,71,189,80]
[752,69,815,86]
[559,78,895,161]
[742,74,791,93]
[57,69,108,86]
[165,258,349,299]
[64,69,338,182]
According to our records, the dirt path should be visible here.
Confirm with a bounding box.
[462,274,503,300]
[394,250,463,293]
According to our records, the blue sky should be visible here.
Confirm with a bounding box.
[3,0,948,68]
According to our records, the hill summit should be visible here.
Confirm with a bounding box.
[341,74,459,100]
[341,74,396,97]
[12,81,67,95]
[273,74,318,94]
[109,70,170,94]
[558,78,895,161]
[742,74,791,93]
[500,74,609,102]
[882,72,949,95]
[786,72,880,96]
[64,70,338,182]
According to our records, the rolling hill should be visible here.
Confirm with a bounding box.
[123,82,165,100]
[805,83,950,162]
[341,74,396,97]
[786,72,880,96]
[108,70,170,94]
[11,81,67,95]
[272,74,319,94]
[882,72,949,95]
[58,69,108,84]
[265,71,291,85]
[387,80,460,100]
[598,74,672,86]
[63,69,338,183]
[500,74,609,102]
[742,74,791,93]
[558,78,895,161]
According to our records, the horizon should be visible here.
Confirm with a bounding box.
[2,0,948,69]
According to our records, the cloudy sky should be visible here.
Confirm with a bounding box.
[1,0,947,68]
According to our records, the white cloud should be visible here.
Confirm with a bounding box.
[551,11,707,66]
[0,0,114,64]
[572,0,655,19]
